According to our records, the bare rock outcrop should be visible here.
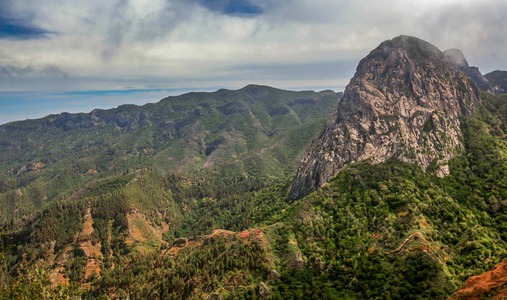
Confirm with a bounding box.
[287,251,306,270]
[259,282,270,298]
[289,35,481,199]
[485,70,507,94]
[313,258,325,272]
[268,269,281,281]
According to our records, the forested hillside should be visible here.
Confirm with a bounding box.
[0,85,340,224]
[1,36,507,299]
[0,84,345,299]
[0,92,505,299]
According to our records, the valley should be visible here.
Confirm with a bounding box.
[1,36,507,299]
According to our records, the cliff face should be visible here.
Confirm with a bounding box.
[289,36,481,199]
[450,260,507,300]
[444,48,495,93]
[485,70,507,94]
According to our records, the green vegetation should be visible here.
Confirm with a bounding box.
[1,91,507,299]
[272,92,507,299]
[0,85,340,224]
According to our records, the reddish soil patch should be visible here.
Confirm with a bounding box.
[250,111,262,127]
[48,211,104,287]
[238,229,263,240]
[78,208,103,279]
[209,229,235,239]
[368,243,377,254]
[56,245,74,265]
[386,232,424,254]
[84,259,101,279]
[239,231,250,239]
[80,241,102,259]
[450,260,507,300]
[79,241,103,281]
[164,238,203,257]
[397,208,409,217]
[49,267,68,287]
[31,162,44,171]
[408,245,430,252]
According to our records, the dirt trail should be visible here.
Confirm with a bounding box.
[385,232,423,254]
[259,142,281,154]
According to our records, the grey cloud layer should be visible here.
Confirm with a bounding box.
[0,0,505,92]
[0,65,68,79]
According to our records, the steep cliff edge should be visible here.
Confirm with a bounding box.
[444,48,495,93]
[289,35,481,199]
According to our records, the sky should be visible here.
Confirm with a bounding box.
[0,0,506,124]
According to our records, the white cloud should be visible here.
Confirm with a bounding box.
[0,0,505,93]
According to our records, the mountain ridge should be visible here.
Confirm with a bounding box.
[0,85,340,223]
[289,35,481,199]
[485,70,507,94]
[1,36,507,299]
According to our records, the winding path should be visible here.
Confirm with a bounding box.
[385,232,423,254]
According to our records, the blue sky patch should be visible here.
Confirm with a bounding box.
[0,88,213,125]
[0,15,48,39]
[56,88,179,97]
[198,0,263,16]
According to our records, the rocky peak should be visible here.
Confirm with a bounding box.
[444,48,494,93]
[443,48,469,68]
[289,36,481,199]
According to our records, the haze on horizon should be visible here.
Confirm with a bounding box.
[0,0,506,125]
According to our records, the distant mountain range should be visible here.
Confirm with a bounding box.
[0,85,340,222]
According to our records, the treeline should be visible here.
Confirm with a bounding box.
[167,171,290,237]
[86,235,270,299]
